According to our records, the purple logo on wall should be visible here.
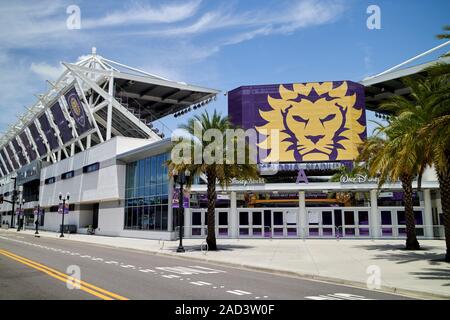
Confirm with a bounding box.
[228,81,367,163]
[64,87,93,135]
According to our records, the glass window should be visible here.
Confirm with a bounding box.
[124,153,170,231]
[322,211,332,225]
[273,211,283,225]
[218,212,228,226]
[358,211,369,225]
[344,211,355,225]
[239,212,249,225]
[252,212,262,225]
[192,211,202,225]
[155,206,162,230]
[61,170,74,180]
[45,177,55,184]
[414,211,423,225]
[397,211,406,225]
[381,211,392,225]
[149,206,155,230]
[83,162,99,173]
[161,205,168,230]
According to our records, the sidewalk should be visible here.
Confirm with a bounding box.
[1,228,449,299]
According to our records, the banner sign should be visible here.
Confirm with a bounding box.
[15,208,24,216]
[50,102,73,144]
[0,149,13,172]
[0,161,6,177]
[58,202,70,214]
[38,114,59,151]
[33,207,44,215]
[228,81,367,163]
[28,123,47,157]
[64,87,93,136]
[11,138,26,166]
[20,131,37,161]
[5,144,19,170]
[172,188,190,209]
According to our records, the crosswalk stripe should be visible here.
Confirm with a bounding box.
[227,290,252,296]
[305,293,374,300]
[155,266,226,275]
[190,281,212,286]
[139,269,155,273]
[189,266,226,273]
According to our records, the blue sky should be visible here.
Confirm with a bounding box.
[0,0,448,135]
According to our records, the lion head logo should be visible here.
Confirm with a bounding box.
[256,81,366,162]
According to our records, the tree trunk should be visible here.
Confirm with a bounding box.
[401,174,420,250]
[436,169,450,262]
[206,168,217,251]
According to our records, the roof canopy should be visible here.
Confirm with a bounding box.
[0,48,219,178]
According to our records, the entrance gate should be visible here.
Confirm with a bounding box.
[306,207,371,238]
[237,208,298,238]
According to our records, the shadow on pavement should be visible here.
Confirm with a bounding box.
[170,244,254,252]
[410,268,450,286]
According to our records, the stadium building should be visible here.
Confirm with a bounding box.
[0,47,447,240]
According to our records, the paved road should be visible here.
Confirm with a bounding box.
[0,230,413,300]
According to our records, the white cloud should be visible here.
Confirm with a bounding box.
[137,0,345,38]
[83,0,202,28]
[0,0,348,133]
[30,62,65,80]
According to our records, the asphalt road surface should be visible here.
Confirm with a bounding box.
[0,230,414,300]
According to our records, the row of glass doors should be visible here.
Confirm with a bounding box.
[187,207,425,238]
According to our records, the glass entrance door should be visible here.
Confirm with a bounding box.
[238,208,298,238]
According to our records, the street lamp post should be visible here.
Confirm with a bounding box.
[59,193,70,238]
[173,169,190,253]
[34,205,40,235]
[16,198,25,232]
[10,177,17,229]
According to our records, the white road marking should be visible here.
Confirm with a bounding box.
[120,264,136,269]
[227,290,252,296]
[91,257,103,261]
[189,266,226,273]
[162,275,180,279]
[104,261,119,264]
[156,266,226,275]
[305,293,374,300]
[79,255,91,258]
[190,281,212,286]
[139,269,155,273]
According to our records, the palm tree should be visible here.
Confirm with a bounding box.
[436,25,450,40]
[436,25,450,58]
[358,129,421,250]
[419,63,450,261]
[167,111,259,250]
[374,69,449,255]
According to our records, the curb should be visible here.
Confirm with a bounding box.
[2,229,449,300]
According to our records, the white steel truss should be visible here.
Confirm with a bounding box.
[0,48,218,177]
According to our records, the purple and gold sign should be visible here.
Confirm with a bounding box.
[58,202,70,214]
[64,87,93,135]
[228,81,366,163]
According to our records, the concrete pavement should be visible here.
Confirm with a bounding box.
[1,228,448,299]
